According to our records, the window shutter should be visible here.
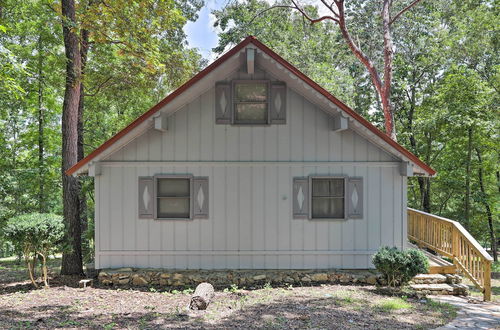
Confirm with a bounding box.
[193,177,209,218]
[138,177,154,218]
[293,177,309,219]
[215,83,231,124]
[347,177,363,219]
[270,82,286,124]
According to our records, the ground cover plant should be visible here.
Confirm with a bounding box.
[372,246,429,287]
[0,257,459,329]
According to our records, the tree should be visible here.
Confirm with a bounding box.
[255,0,425,140]
[60,0,83,275]
[57,0,204,274]
[3,213,64,287]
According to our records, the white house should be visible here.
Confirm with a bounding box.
[68,36,435,271]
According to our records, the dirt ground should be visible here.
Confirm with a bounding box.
[0,258,458,329]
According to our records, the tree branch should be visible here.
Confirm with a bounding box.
[390,0,425,25]
[249,5,295,25]
[84,76,113,97]
[290,0,338,24]
[334,0,383,97]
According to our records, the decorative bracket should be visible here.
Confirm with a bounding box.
[153,113,168,132]
[331,115,348,132]
[400,161,414,177]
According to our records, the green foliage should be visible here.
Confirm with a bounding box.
[4,213,64,254]
[3,213,64,287]
[372,246,429,287]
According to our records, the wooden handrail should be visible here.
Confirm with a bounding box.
[407,208,493,301]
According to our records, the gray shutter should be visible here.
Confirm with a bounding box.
[215,83,231,124]
[138,177,154,219]
[193,177,209,218]
[270,82,286,124]
[347,177,363,219]
[293,177,309,219]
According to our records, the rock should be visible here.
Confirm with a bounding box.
[253,275,266,281]
[160,273,170,279]
[365,275,378,285]
[339,275,351,283]
[132,275,148,286]
[311,273,328,282]
[301,276,311,282]
[118,278,129,285]
[102,279,112,285]
[116,268,133,272]
[172,273,183,281]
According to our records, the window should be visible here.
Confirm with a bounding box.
[156,177,191,219]
[233,81,269,124]
[311,178,345,219]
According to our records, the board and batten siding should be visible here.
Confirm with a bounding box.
[95,68,407,270]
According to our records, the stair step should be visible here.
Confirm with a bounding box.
[410,283,468,296]
[412,274,462,284]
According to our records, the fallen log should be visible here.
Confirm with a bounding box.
[189,282,214,310]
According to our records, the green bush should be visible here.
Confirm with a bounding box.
[372,246,429,287]
[3,213,64,287]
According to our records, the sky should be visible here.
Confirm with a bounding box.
[184,1,332,61]
[184,0,228,61]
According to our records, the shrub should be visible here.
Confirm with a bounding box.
[3,213,64,287]
[372,246,429,287]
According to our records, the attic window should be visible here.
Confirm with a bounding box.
[233,81,269,124]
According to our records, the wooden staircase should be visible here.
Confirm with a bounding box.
[407,208,493,301]
[408,242,456,275]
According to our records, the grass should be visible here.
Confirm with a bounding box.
[374,297,413,312]
[425,299,458,318]
[463,277,500,302]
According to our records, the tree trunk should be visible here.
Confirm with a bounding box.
[189,282,215,310]
[60,0,83,276]
[476,148,497,262]
[464,127,472,229]
[78,28,89,235]
[37,34,45,213]
[381,0,396,140]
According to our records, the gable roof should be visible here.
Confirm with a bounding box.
[67,36,435,176]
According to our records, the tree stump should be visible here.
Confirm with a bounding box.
[189,282,214,310]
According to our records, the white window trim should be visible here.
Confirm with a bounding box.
[153,174,194,220]
[308,175,348,220]
[231,80,270,125]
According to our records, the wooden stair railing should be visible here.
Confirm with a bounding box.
[408,208,493,301]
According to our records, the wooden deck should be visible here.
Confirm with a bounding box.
[408,242,456,274]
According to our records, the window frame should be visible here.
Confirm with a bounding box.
[153,174,193,220]
[309,176,347,220]
[231,80,270,125]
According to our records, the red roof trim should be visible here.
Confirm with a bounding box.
[66,37,254,175]
[67,35,435,176]
[250,38,435,176]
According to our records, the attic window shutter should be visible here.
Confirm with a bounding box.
[138,177,154,218]
[270,82,286,124]
[347,177,363,219]
[193,177,209,218]
[293,177,309,218]
[215,83,231,124]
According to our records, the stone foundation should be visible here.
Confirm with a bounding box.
[98,268,383,288]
